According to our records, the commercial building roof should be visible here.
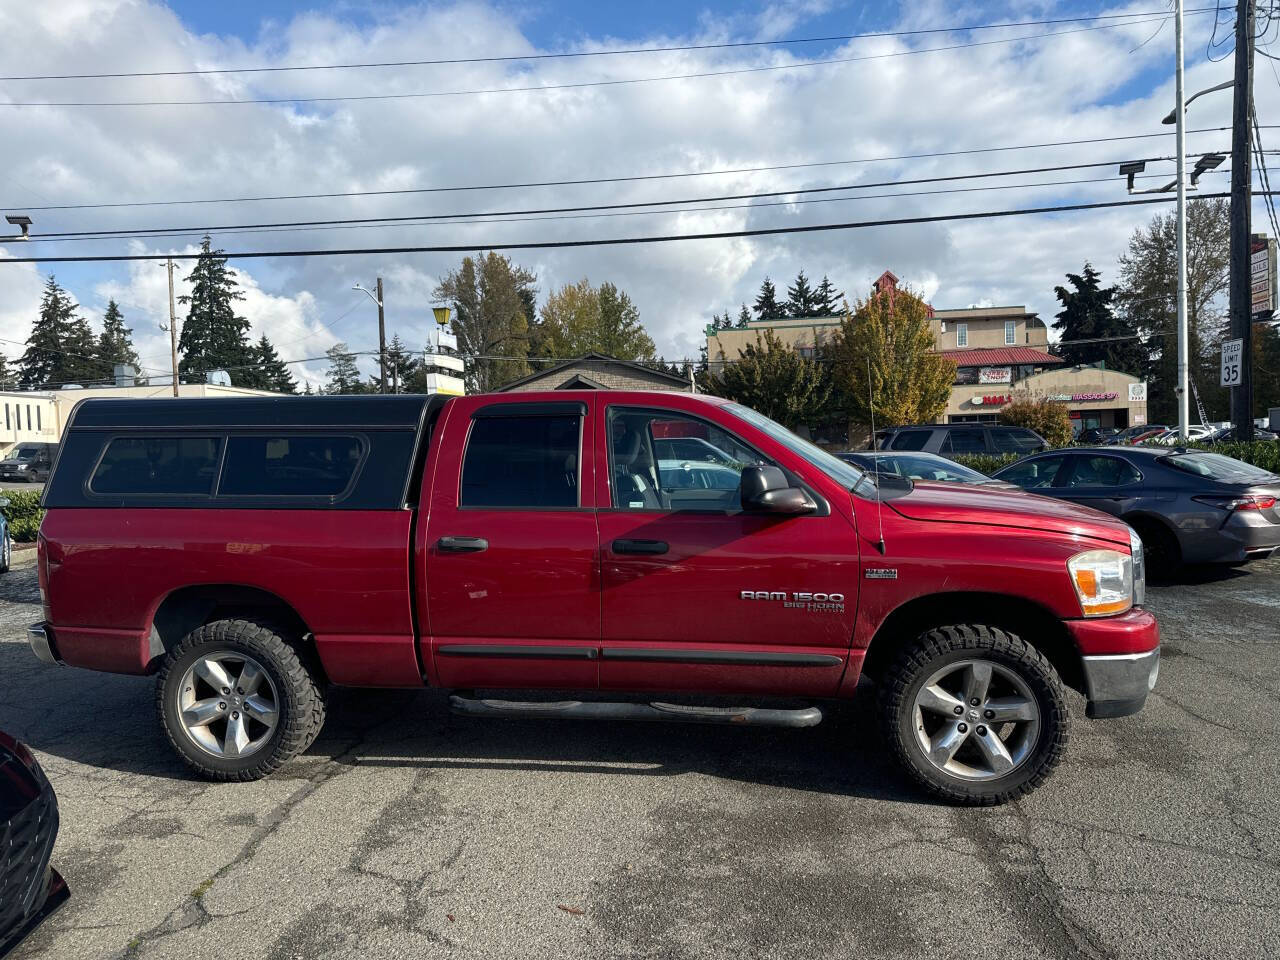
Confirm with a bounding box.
[938,346,1062,367]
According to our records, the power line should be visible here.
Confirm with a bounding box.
[0,17,1184,108]
[25,169,1235,246]
[3,126,1253,212]
[1,9,1217,81]
[26,156,1222,242]
[2,192,1262,266]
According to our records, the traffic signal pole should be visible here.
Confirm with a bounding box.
[1229,0,1256,439]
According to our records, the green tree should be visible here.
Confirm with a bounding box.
[323,342,368,394]
[19,276,100,388]
[178,236,254,385]
[536,279,655,361]
[251,334,297,394]
[1116,199,1231,424]
[826,284,956,428]
[1051,263,1144,373]
[1254,320,1280,419]
[381,333,423,393]
[752,277,784,320]
[735,304,751,328]
[434,252,537,391]
[999,397,1074,447]
[97,299,140,377]
[814,276,843,316]
[786,270,819,318]
[0,352,13,390]
[705,330,830,429]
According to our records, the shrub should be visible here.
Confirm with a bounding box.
[1200,440,1280,473]
[8,516,41,542]
[1,490,43,523]
[998,397,1074,448]
[952,453,1021,476]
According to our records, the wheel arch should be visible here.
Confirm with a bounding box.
[148,584,317,673]
[859,591,1084,696]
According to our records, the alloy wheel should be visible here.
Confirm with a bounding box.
[176,652,280,759]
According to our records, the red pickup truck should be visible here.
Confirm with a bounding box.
[28,392,1159,804]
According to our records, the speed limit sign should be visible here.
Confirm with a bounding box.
[1221,338,1243,387]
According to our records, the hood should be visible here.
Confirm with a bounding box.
[888,481,1131,547]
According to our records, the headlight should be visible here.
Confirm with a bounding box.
[16,463,28,471]
[1128,526,1145,607]
[1067,549,1133,617]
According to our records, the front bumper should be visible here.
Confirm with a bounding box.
[1081,648,1160,718]
[27,623,61,666]
[0,868,68,959]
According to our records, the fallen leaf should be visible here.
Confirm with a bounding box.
[446,915,455,923]
[557,904,585,916]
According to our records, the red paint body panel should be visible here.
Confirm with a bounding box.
[37,389,1158,706]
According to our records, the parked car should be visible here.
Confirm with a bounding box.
[1145,426,1216,446]
[836,451,1017,488]
[0,443,56,484]
[1202,425,1279,444]
[1105,425,1169,445]
[993,447,1280,573]
[1077,428,1119,445]
[0,729,68,958]
[0,498,11,574]
[28,394,1159,805]
[871,424,1048,459]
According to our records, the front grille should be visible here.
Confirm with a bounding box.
[0,781,59,939]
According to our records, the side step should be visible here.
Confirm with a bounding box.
[448,695,824,728]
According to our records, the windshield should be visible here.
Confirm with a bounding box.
[11,447,39,461]
[1162,451,1279,483]
[724,403,864,489]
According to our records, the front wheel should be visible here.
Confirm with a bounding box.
[156,619,327,781]
[0,532,9,573]
[880,624,1070,805]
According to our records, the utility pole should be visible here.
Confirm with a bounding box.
[376,276,387,394]
[160,257,179,397]
[1174,0,1190,442]
[1229,0,1256,439]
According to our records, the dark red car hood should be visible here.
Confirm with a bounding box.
[888,481,1132,547]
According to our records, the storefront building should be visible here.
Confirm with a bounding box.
[947,365,1149,432]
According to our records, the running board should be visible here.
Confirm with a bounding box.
[448,695,824,728]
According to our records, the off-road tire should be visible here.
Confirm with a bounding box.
[156,619,327,781]
[879,624,1070,806]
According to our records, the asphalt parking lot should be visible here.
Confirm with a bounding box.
[2,553,1278,960]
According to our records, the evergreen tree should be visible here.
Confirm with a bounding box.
[1051,263,1144,372]
[382,334,423,392]
[302,381,315,396]
[0,352,12,390]
[19,276,100,388]
[736,304,751,328]
[323,342,368,394]
[705,330,830,429]
[97,299,140,378]
[786,270,819,318]
[178,236,254,385]
[252,334,297,394]
[752,277,784,320]
[814,276,844,316]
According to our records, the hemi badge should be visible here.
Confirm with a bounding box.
[865,568,898,580]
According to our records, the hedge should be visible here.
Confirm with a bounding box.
[1,490,44,542]
[953,440,1280,478]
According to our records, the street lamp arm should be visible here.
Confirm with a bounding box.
[1162,79,1234,124]
[352,282,382,308]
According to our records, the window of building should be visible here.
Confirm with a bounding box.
[461,414,580,508]
[35,407,40,431]
[956,323,968,347]
[25,405,31,432]
[219,435,364,498]
[797,346,815,359]
[4,405,8,431]
[1005,320,1017,345]
[91,437,223,496]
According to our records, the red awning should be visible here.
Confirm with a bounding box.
[938,346,1063,367]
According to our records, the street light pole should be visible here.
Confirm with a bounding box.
[1174,0,1190,441]
[1228,0,1256,440]
[352,279,388,394]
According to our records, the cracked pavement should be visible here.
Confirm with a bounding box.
[2,549,1278,959]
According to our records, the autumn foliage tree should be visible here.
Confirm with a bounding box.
[706,330,830,429]
[826,286,955,428]
[998,397,1073,447]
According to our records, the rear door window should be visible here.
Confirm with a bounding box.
[461,414,581,508]
[91,437,223,496]
[219,435,365,498]
[1063,455,1141,487]
[942,429,988,454]
[890,430,931,451]
[991,428,1044,453]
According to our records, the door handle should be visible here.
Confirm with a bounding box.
[437,536,489,554]
[612,538,669,555]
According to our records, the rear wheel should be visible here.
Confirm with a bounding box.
[0,532,10,573]
[880,624,1070,805]
[156,619,327,781]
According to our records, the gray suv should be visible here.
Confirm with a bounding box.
[873,424,1048,459]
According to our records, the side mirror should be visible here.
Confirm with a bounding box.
[0,498,9,509]
[740,465,815,515]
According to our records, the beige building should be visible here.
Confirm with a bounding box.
[0,382,280,457]
[496,353,692,393]
[707,271,1150,437]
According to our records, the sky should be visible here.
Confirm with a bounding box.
[0,0,1272,390]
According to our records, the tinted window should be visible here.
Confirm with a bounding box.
[219,435,364,497]
[91,437,222,495]
[996,456,1065,489]
[612,408,769,511]
[891,430,931,451]
[890,454,989,483]
[991,428,1044,453]
[943,429,988,454]
[1163,452,1279,483]
[1065,456,1141,487]
[461,415,580,508]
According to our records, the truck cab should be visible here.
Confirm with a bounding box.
[29,392,1159,804]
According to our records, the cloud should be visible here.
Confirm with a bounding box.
[0,0,1252,378]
